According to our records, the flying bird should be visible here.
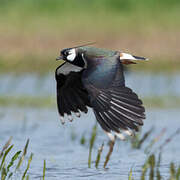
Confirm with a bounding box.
[55,44,147,142]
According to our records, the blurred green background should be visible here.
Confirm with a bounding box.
[0,3,180,178]
[0,0,180,73]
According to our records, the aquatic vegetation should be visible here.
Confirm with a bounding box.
[88,124,97,168]
[128,168,134,180]
[130,127,154,149]
[144,128,166,154]
[15,139,29,171]
[80,133,86,145]
[169,162,180,180]
[158,128,180,152]
[0,138,46,180]
[21,153,33,180]
[128,128,180,179]
[95,143,104,169]
[140,153,160,180]
[42,160,46,180]
[0,137,12,160]
[87,124,116,168]
[1,126,180,179]
[86,123,180,179]
[129,152,180,180]
[87,125,116,168]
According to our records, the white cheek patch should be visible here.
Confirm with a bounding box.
[67,48,76,61]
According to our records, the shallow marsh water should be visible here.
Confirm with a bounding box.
[0,72,180,179]
[0,72,180,97]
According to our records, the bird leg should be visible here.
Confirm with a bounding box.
[104,136,116,168]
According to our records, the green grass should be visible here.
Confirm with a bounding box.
[88,124,97,168]
[0,0,179,35]
[0,138,47,180]
[0,96,55,108]
[0,139,41,180]
[1,0,179,38]
[0,95,180,108]
[129,153,180,179]
[1,0,180,25]
[0,0,180,73]
[143,96,180,109]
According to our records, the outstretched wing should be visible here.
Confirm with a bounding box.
[55,62,91,123]
[82,54,145,139]
[91,86,145,132]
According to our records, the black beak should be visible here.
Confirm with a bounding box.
[56,55,63,61]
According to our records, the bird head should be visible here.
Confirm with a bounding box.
[56,47,85,68]
[56,43,96,68]
[56,48,77,62]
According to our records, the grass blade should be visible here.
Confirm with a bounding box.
[156,152,162,180]
[80,133,86,145]
[8,172,13,179]
[7,151,21,173]
[95,142,104,168]
[21,153,33,180]
[141,157,149,180]
[128,168,134,180]
[145,128,166,154]
[149,154,155,180]
[159,128,180,151]
[88,124,97,168]
[26,175,29,180]
[170,162,175,179]
[43,160,46,180]
[16,139,29,171]
[176,166,180,180]
[1,164,7,180]
[0,145,14,171]
[0,137,12,159]
[137,127,154,149]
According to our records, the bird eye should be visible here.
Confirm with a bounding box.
[65,51,70,56]
[60,49,68,56]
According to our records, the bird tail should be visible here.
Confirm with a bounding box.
[120,52,148,65]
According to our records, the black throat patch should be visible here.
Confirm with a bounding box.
[69,53,85,68]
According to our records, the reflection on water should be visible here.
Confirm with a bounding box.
[0,107,180,179]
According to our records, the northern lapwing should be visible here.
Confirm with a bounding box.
[55,44,147,142]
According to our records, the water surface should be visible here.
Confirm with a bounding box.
[0,107,180,179]
[0,72,180,179]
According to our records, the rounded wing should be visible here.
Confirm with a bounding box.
[55,62,91,124]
